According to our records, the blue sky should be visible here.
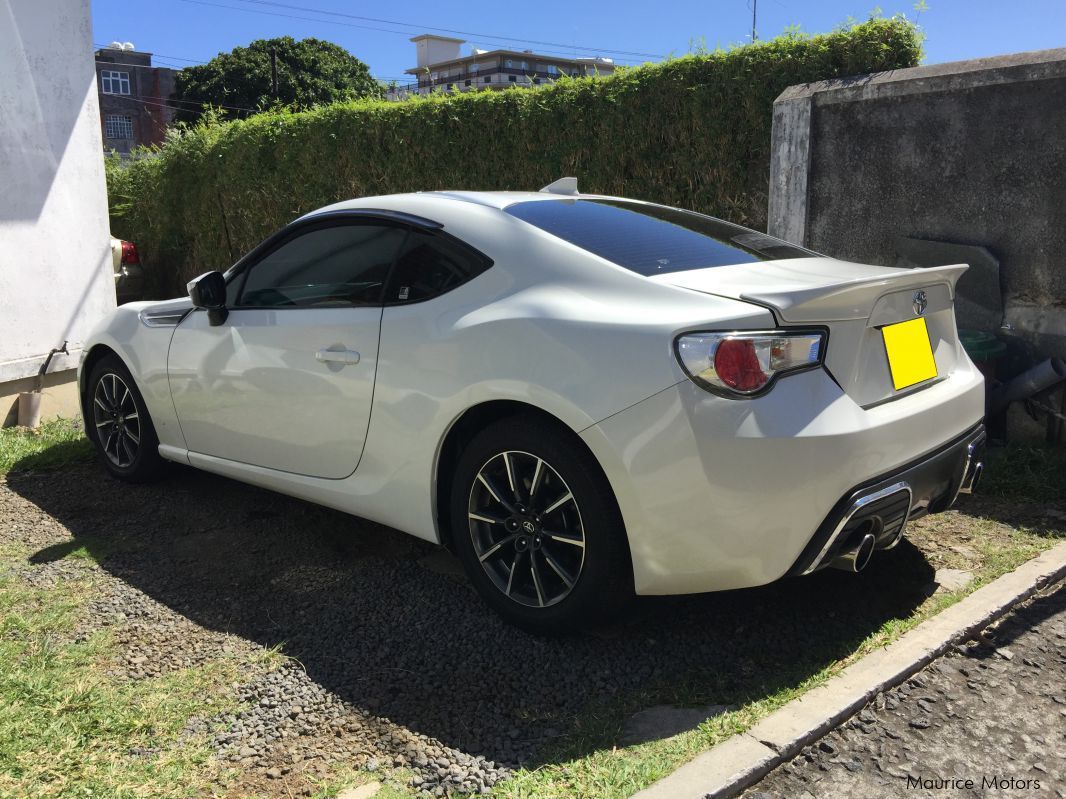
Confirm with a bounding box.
[91,0,1066,82]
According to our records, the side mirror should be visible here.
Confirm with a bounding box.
[187,271,228,325]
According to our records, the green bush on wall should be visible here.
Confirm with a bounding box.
[107,17,921,297]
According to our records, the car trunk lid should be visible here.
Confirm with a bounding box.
[651,258,970,407]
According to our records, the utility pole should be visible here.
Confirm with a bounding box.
[270,47,279,99]
[751,0,758,43]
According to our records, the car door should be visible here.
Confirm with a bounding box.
[167,218,409,479]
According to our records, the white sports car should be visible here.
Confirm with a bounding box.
[80,180,986,632]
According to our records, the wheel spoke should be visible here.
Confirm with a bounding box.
[542,491,574,516]
[478,533,519,562]
[541,549,575,588]
[530,554,546,607]
[477,473,518,515]
[94,396,110,413]
[503,452,520,501]
[505,551,522,596]
[469,511,505,525]
[95,419,111,429]
[119,433,133,465]
[529,457,545,499]
[543,529,585,548]
[123,424,140,445]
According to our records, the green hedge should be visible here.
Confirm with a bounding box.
[107,17,921,297]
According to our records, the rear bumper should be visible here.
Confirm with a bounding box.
[580,361,986,595]
[788,423,986,576]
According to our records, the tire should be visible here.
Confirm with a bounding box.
[450,414,632,634]
[86,354,167,483]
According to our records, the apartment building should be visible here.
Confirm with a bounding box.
[388,34,616,99]
[94,43,177,155]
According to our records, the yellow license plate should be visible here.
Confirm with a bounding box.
[882,317,938,390]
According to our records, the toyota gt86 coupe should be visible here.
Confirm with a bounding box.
[81,179,986,632]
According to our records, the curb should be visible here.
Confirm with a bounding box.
[631,540,1066,799]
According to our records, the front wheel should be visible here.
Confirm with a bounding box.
[450,415,632,634]
[87,354,167,482]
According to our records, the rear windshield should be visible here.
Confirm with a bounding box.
[505,198,812,276]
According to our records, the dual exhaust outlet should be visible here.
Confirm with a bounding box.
[827,453,985,574]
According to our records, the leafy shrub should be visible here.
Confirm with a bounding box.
[107,17,921,297]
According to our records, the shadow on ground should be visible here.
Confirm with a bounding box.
[9,461,946,769]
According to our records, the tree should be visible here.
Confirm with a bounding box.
[173,36,382,122]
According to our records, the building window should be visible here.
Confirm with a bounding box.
[508,75,517,82]
[100,70,131,95]
[464,79,471,87]
[105,114,133,139]
[484,75,491,83]
[547,64,559,75]
[504,59,513,68]
[533,77,541,84]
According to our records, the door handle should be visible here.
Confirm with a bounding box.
[315,348,360,365]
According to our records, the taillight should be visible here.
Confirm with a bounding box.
[120,240,140,265]
[675,330,825,397]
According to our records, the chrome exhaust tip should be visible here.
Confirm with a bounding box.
[829,532,876,573]
[960,461,983,495]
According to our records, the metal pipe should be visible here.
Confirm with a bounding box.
[829,533,876,573]
[987,357,1066,416]
[33,340,69,392]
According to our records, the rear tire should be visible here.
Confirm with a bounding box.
[450,414,632,634]
[87,354,167,483]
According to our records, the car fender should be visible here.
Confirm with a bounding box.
[79,302,188,452]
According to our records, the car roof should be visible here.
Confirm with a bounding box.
[303,190,635,220]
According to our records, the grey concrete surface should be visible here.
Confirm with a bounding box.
[768,48,1066,360]
[632,542,1066,799]
[741,582,1066,798]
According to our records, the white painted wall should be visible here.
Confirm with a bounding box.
[412,34,464,69]
[0,0,115,384]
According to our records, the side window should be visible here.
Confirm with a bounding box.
[236,224,407,308]
[384,232,490,304]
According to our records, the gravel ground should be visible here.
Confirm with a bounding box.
[742,583,1066,799]
[2,462,1063,797]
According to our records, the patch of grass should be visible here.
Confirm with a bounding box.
[979,443,1066,502]
[0,418,92,474]
[0,574,243,798]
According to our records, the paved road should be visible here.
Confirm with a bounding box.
[743,582,1066,799]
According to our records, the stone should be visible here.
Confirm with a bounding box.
[934,569,974,594]
[336,782,382,799]
[620,704,729,745]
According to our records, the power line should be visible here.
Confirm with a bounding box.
[226,0,665,59]
[97,46,404,83]
[176,0,653,64]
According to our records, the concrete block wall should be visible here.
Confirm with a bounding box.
[768,49,1066,361]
